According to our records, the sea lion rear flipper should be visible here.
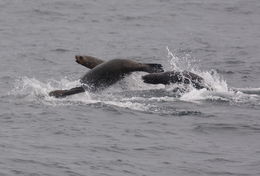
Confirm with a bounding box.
[75,55,104,69]
[143,63,164,73]
[49,86,85,98]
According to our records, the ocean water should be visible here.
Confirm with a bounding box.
[0,0,260,176]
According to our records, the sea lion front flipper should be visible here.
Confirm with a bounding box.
[49,86,85,98]
[75,55,104,69]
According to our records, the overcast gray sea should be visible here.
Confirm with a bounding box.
[0,0,260,176]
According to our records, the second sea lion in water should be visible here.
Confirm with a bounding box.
[49,56,164,98]
[142,71,208,89]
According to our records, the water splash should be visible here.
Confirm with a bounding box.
[10,76,81,98]
[167,46,197,72]
[9,76,152,111]
[166,47,259,104]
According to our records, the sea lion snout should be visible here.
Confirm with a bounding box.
[142,72,171,85]
[142,74,161,84]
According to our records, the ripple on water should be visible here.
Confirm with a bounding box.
[50,48,72,53]
[193,123,260,135]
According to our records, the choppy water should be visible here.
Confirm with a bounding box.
[1,0,260,176]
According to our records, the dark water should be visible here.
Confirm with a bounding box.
[1,0,260,176]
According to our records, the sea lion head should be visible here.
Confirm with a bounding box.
[142,72,171,85]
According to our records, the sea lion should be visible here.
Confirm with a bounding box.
[76,56,208,89]
[49,56,164,98]
[142,71,208,89]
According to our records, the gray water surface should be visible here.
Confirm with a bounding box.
[0,0,260,176]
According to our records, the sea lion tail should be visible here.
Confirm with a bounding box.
[143,63,164,73]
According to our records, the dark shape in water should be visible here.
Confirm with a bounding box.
[142,71,208,90]
[49,56,164,98]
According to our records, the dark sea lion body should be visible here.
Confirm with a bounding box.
[81,59,163,91]
[142,71,207,89]
[49,56,163,98]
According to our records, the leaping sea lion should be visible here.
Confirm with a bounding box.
[49,56,164,98]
